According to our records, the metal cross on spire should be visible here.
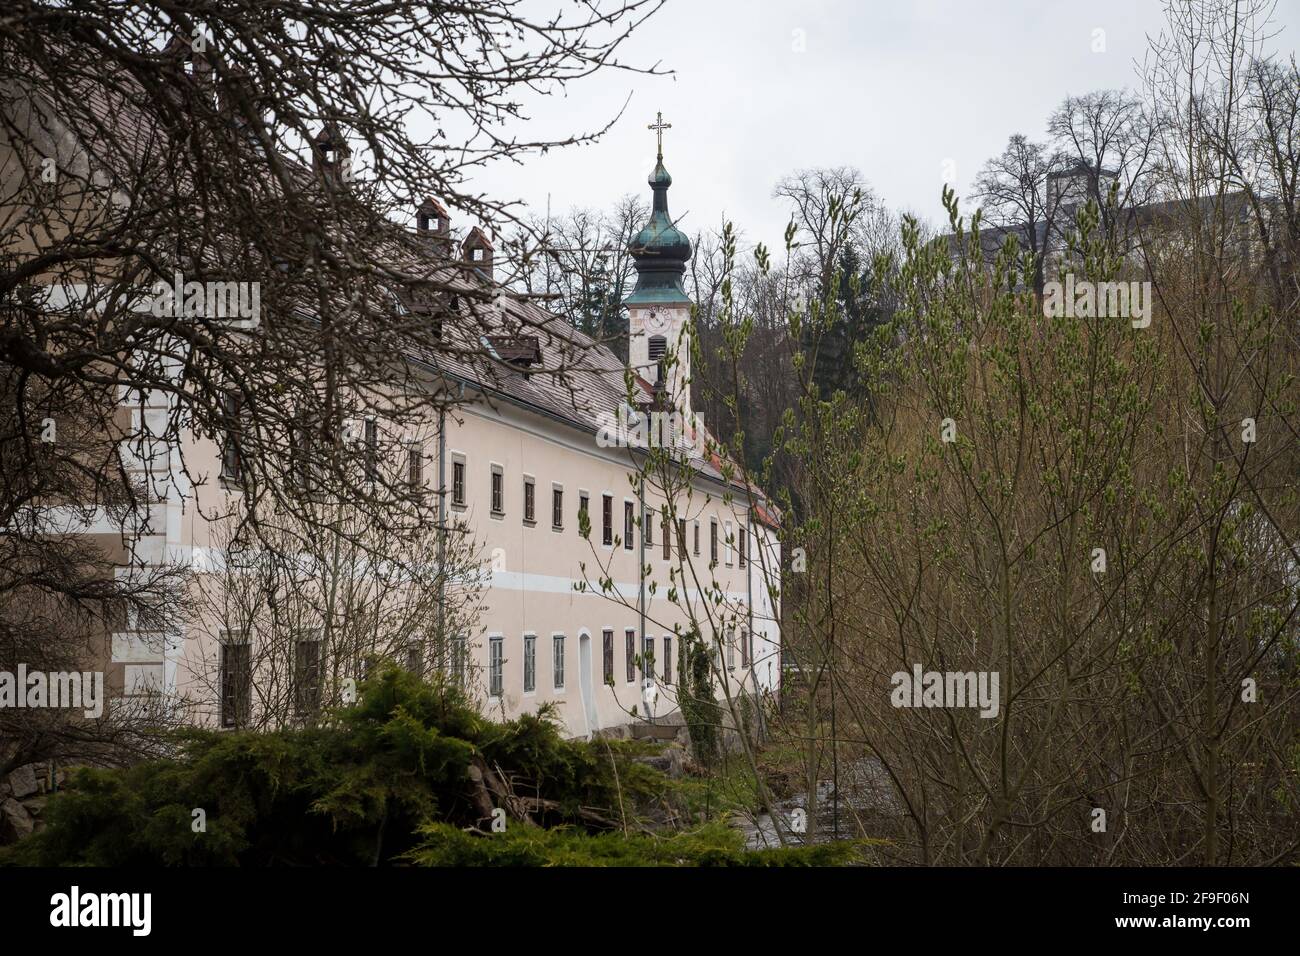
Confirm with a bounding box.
[648,110,671,159]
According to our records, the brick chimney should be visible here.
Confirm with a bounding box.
[462,226,494,280]
[417,197,452,257]
[312,124,351,187]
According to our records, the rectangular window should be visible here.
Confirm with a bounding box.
[553,635,566,689]
[523,634,536,693]
[727,629,736,670]
[491,465,504,515]
[489,636,504,697]
[364,418,379,483]
[624,501,635,550]
[662,507,670,560]
[740,628,749,668]
[725,521,734,565]
[602,494,613,546]
[711,519,718,564]
[579,493,589,534]
[693,521,700,556]
[452,459,466,506]
[625,629,636,683]
[602,629,614,685]
[663,636,672,685]
[406,641,425,677]
[452,635,467,686]
[644,510,653,547]
[643,635,656,680]
[220,392,242,480]
[294,637,321,718]
[552,486,564,529]
[523,478,536,523]
[407,444,423,489]
[292,409,320,495]
[676,518,686,559]
[220,635,251,728]
[739,525,747,567]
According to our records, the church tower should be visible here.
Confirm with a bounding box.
[626,113,695,423]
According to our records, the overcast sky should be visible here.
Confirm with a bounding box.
[467,0,1299,248]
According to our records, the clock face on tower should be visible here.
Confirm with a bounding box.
[645,308,670,333]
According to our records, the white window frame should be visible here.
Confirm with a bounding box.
[552,633,566,691]
[490,461,505,518]
[522,473,536,525]
[488,633,504,699]
[450,451,467,509]
[551,482,564,531]
[522,632,537,694]
[601,491,614,548]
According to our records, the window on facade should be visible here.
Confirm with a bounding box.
[523,634,536,693]
[624,501,635,550]
[523,478,536,523]
[725,521,734,565]
[579,493,589,534]
[220,634,251,728]
[625,628,636,683]
[294,637,321,718]
[644,510,653,547]
[676,519,686,559]
[710,519,718,564]
[643,635,656,680]
[648,335,667,361]
[553,635,566,689]
[662,507,670,560]
[364,418,379,483]
[602,494,613,546]
[491,466,504,515]
[407,445,423,489]
[452,635,467,686]
[219,391,242,480]
[452,459,466,506]
[489,636,504,697]
[727,630,736,670]
[663,636,673,685]
[602,629,614,685]
[292,409,322,496]
[740,628,749,668]
[693,521,700,555]
[552,487,564,529]
[406,641,424,677]
[739,525,747,567]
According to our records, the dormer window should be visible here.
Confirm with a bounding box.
[471,248,485,262]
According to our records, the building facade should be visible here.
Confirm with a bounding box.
[105,147,782,738]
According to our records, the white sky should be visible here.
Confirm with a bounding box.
[467,0,1299,247]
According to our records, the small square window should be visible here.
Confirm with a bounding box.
[523,478,536,523]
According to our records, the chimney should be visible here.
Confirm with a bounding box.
[217,66,268,143]
[462,226,494,280]
[416,197,452,257]
[163,32,214,83]
[312,124,352,187]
